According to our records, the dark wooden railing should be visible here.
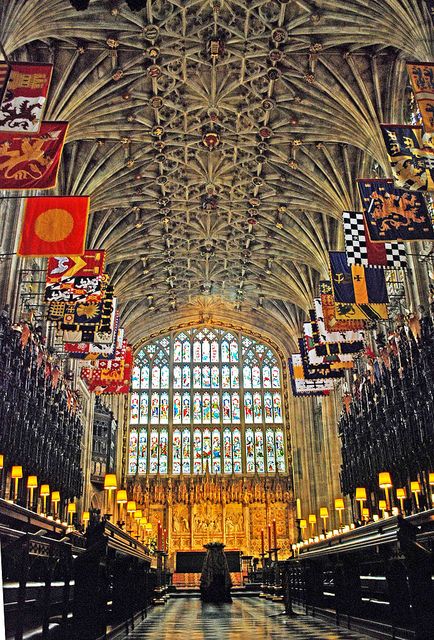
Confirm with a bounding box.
[282,511,434,640]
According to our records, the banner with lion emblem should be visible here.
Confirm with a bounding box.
[357,178,434,242]
[380,124,434,191]
[0,121,68,189]
[407,62,434,133]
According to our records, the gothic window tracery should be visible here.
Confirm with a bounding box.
[128,328,287,476]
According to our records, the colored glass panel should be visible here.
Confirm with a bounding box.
[253,392,262,423]
[182,340,191,362]
[193,366,201,388]
[161,365,169,388]
[266,429,276,473]
[193,429,202,474]
[222,392,231,423]
[244,392,253,423]
[252,366,261,388]
[152,365,160,388]
[202,339,210,362]
[243,365,252,388]
[231,365,239,388]
[128,429,138,474]
[232,393,241,423]
[273,392,283,423]
[138,429,147,474]
[139,393,148,424]
[182,429,191,474]
[150,393,159,424]
[245,428,255,473]
[275,429,285,473]
[221,340,229,362]
[211,393,220,423]
[160,392,169,424]
[264,392,273,424]
[272,366,280,388]
[132,365,140,389]
[193,393,202,423]
[140,365,149,388]
[182,365,191,388]
[233,429,242,473]
[149,429,159,473]
[193,341,201,362]
[211,341,219,362]
[159,429,168,473]
[230,340,239,362]
[173,392,182,423]
[130,392,139,424]
[203,392,211,423]
[262,365,271,388]
[223,429,232,473]
[212,429,221,474]
[173,365,181,389]
[173,429,181,474]
[222,365,230,388]
[255,430,265,473]
[202,365,211,388]
[182,393,191,424]
[203,429,212,473]
[211,366,219,388]
[174,340,182,363]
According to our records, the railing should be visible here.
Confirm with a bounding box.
[282,511,434,640]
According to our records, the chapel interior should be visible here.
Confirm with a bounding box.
[1,1,434,640]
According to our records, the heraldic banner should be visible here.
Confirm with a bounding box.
[0,121,68,190]
[18,196,90,257]
[380,124,434,192]
[357,179,434,243]
[0,62,53,133]
[407,62,434,133]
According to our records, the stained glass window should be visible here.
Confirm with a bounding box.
[129,430,138,474]
[138,430,147,474]
[173,429,181,474]
[128,328,287,477]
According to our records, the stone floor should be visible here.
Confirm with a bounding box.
[124,597,370,639]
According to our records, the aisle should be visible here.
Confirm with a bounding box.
[125,597,369,639]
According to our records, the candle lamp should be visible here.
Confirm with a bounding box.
[67,502,76,526]
[296,498,302,520]
[308,514,316,536]
[260,528,265,562]
[396,488,406,513]
[334,498,345,526]
[379,472,393,511]
[104,474,117,517]
[300,519,307,539]
[116,489,127,523]
[51,491,60,517]
[267,523,272,552]
[83,511,90,527]
[126,500,136,531]
[26,475,38,510]
[40,484,50,514]
[11,466,23,502]
[410,481,421,509]
[319,507,329,532]
[272,518,277,550]
[355,487,367,519]
[362,507,370,522]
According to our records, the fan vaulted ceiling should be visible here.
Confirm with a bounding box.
[1,0,432,349]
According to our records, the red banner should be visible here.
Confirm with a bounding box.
[47,250,106,282]
[0,121,68,190]
[18,196,89,257]
[0,63,53,133]
[81,343,132,394]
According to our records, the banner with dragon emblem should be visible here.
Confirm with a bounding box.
[380,124,434,191]
[407,62,434,133]
[319,281,365,331]
[0,63,53,133]
[357,179,434,242]
[0,121,68,190]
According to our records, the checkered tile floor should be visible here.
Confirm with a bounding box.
[124,597,370,639]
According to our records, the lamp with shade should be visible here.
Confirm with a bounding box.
[308,514,317,536]
[67,502,76,526]
[411,481,421,509]
[116,489,127,524]
[355,487,367,519]
[40,484,50,514]
[320,507,329,532]
[396,488,406,513]
[334,498,345,526]
[103,474,117,518]
[26,475,38,510]
[379,472,393,511]
[51,491,60,516]
[11,466,23,502]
